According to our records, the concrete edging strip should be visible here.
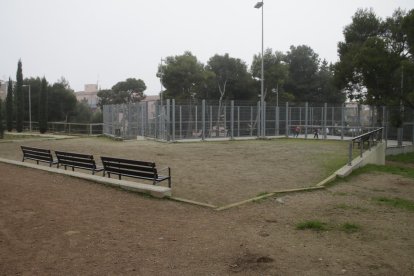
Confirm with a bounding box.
[0,158,171,198]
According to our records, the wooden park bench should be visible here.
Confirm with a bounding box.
[55,151,103,175]
[21,146,57,167]
[101,156,171,188]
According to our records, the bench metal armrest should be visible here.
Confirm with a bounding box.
[158,166,171,176]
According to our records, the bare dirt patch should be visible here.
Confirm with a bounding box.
[0,163,413,275]
[0,137,349,206]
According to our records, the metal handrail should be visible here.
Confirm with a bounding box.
[348,127,383,166]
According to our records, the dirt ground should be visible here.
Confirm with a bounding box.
[0,162,413,275]
[0,137,350,206]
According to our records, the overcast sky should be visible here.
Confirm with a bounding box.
[1,0,413,95]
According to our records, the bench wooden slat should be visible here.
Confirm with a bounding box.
[21,146,56,167]
[101,156,171,187]
[101,156,154,167]
[21,146,50,154]
[103,166,156,179]
[101,162,155,173]
[24,153,53,162]
[55,151,102,174]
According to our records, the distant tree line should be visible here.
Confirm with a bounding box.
[156,46,345,105]
[2,60,103,135]
[154,8,413,110]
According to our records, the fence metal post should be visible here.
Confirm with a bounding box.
[341,104,345,140]
[323,103,327,139]
[209,105,213,138]
[286,102,289,137]
[158,103,162,140]
[275,106,279,136]
[384,106,388,145]
[223,105,227,137]
[166,99,171,141]
[250,106,253,137]
[305,102,308,139]
[195,105,198,135]
[257,102,260,138]
[357,104,361,134]
[172,99,175,142]
[230,100,234,140]
[237,106,240,137]
[179,105,182,140]
[141,102,145,137]
[202,100,206,141]
[263,101,267,137]
[412,113,414,145]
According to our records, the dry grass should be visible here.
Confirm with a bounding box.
[0,136,350,206]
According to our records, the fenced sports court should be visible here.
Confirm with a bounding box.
[103,100,414,145]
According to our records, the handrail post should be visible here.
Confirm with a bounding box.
[348,142,353,166]
[368,137,371,151]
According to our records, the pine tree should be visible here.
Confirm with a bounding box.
[6,77,13,131]
[39,77,48,133]
[15,59,24,132]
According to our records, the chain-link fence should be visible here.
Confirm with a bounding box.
[103,100,414,145]
[20,121,103,135]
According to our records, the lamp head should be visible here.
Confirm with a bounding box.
[254,2,263,8]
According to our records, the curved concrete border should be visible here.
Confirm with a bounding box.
[0,158,171,199]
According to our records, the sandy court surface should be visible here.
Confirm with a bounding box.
[0,162,413,275]
[0,137,350,206]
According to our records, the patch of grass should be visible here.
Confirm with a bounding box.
[256,191,269,197]
[373,197,414,211]
[351,164,414,179]
[296,220,327,231]
[386,152,414,164]
[340,222,361,233]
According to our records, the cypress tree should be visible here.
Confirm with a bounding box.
[15,59,24,132]
[39,77,48,133]
[6,77,13,131]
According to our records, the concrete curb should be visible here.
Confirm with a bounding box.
[215,186,325,211]
[170,197,217,208]
[0,158,171,198]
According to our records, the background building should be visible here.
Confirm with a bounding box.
[0,79,14,101]
[75,84,99,108]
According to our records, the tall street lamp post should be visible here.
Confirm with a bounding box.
[254,1,265,138]
[22,84,31,132]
